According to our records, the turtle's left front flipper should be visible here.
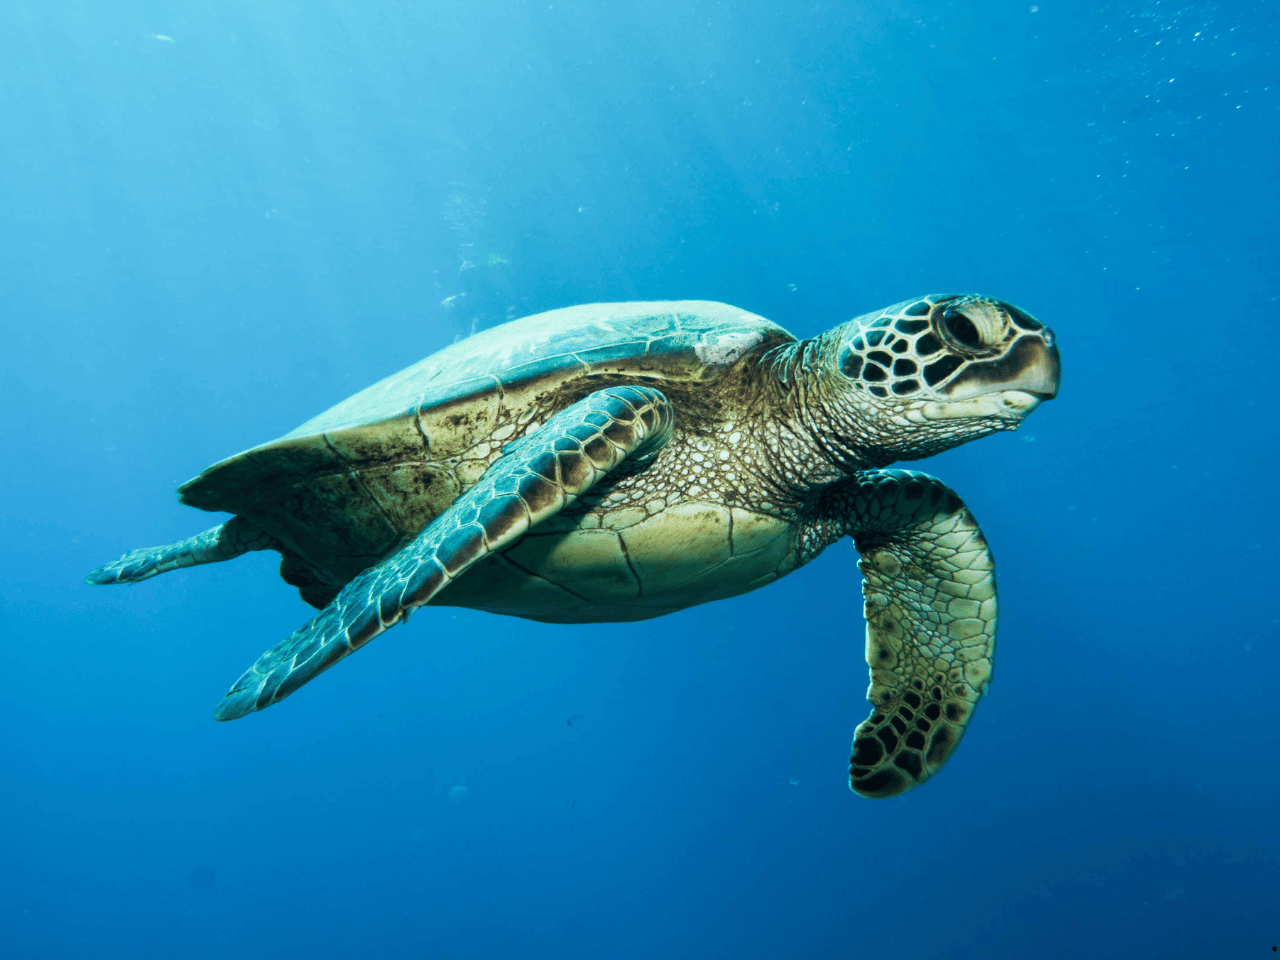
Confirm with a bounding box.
[837,470,998,798]
[213,386,675,721]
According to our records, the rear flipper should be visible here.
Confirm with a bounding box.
[86,516,277,585]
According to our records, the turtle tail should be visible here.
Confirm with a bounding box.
[86,516,277,585]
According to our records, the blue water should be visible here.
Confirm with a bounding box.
[3,2,1277,957]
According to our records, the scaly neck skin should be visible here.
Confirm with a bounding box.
[748,335,896,510]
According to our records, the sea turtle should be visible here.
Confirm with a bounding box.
[88,294,1059,798]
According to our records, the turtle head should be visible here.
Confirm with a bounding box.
[814,294,1060,463]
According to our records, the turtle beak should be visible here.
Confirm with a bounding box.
[940,331,1061,402]
[1026,328,1061,400]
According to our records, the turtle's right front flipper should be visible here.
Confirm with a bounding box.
[86,516,277,585]
[213,385,675,721]
[838,470,998,799]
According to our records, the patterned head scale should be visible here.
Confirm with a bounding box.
[836,294,1060,404]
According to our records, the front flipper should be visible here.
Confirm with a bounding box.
[840,470,997,798]
[213,385,675,721]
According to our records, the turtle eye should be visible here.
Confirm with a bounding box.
[934,300,1007,353]
[941,308,982,349]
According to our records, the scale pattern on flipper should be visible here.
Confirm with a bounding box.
[213,385,675,720]
[86,516,276,585]
[841,469,997,798]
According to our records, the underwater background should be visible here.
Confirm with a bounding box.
[2,1,1277,957]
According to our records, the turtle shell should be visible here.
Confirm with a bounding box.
[179,301,793,597]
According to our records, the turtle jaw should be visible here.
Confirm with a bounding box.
[915,389,1045,425]
[914,328,1061,428]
